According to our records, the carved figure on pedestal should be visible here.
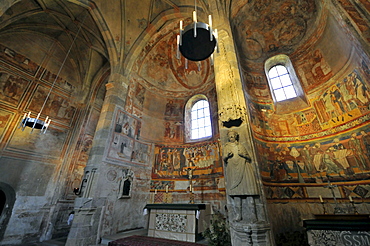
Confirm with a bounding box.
[223,130,259,222]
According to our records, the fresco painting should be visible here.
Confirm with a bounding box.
[0,72,29,106]
[107,108,147,165]
[28,85,76,124]
[0,110,11,139]
[0,44,39,74]
[249,68,370,140]
[298,49,333,91]
[42,70,75,92]
[256,128,370,184]
[163,121,182,142]
[152,141,223,180]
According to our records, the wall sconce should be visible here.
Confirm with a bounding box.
[73,178,87,196]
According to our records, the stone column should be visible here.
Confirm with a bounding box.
[66,73,128,246]
[211,3,275,245]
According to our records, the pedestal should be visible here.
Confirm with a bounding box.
[303,214,370,246]
[144,203,211,243]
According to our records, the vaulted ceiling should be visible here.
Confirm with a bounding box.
[0,0,323,97]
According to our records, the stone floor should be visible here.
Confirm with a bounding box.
[17,229,208,246]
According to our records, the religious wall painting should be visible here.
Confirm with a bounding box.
[163,121,182,142]
[152,141,222,179]
[243,72,270,100]
[0,45,39,75]
[0,72,30,106]
[150,180,174,191]
[232,0,317,62]
[77,135,93,163]
[114,110,137,139]
[312,69,369,129]
[0,109,12,141]
[41,70,75,92]
[298,49,333,91]
[164,99,183,117]
[256,127,370,185]
[109,134,134,160]
[131,141,150,164]
[137,28,211,93]
[132,83,145,109]
[28,85,76,125]
[107,108,146,164]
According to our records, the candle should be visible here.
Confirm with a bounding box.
[319,195,323,203]
[193,11,197,22]
[154,189,157,194]
[349,195,353,202]
[165,185,168,193]
[208,15,212,28]
[180,20,183,30]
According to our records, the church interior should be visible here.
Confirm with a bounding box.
[0,0,370,245]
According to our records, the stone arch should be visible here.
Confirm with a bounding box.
[0,182,16,241]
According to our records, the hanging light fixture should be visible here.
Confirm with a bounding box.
[177,0,218,63]
[19,14,86,134]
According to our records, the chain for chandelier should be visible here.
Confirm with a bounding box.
[19,13,87,134]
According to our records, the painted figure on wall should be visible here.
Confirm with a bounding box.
[153,141,222,179]
[348,133,369,170]
[0,72,28,105]
[223,130,259,221]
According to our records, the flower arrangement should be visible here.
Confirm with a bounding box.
[202,211,231,246]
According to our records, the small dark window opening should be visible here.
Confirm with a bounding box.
[122,179,131,196]
[0,190,6,215]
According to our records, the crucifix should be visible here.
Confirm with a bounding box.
[324,180,345,214]
[184,166,197,204]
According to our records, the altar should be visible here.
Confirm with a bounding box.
[144,203,211,243]
[303,214,370,246]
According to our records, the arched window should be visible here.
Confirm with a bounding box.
[265,54,308,114]
[268,65,297,102]
[184,95,213,142]
[191,100,212,139]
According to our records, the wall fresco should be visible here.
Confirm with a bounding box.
[28,85,76,125]
[0,109,12,140]
[152,141,223,180]
[256,127,370,184]
[231,0,317,62]
[107,108,149,165]
[0,72,30,106]
[0,44,39,74]
[250,67,370,141]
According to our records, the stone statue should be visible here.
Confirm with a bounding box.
[223,130,259,221]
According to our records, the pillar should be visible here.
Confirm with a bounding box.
[66,73,129,246]
[211,3,275,245]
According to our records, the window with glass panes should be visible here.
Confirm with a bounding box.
[191,100,212,139]
[268,65,297,102]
